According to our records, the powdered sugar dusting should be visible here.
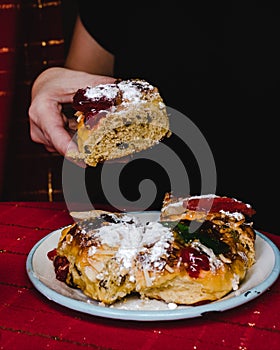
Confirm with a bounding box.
[138,222,174,271]
[85,84,119,100]
[84,79,158,106]
[219,210,244,221]
[91,220,173,272]
[188,194,218,199]
[118,80,144,102]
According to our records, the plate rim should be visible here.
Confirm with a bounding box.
[26,212,280,321]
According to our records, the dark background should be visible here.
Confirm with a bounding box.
[1,1,279,234]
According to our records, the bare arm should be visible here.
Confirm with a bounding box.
[28,15,115,157]
[65,15,114,75]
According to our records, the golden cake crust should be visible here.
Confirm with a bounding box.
[51,195,256,306]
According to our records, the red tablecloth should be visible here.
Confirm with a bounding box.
[1,202,279,350]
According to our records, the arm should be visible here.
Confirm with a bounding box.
[28,15,115,157]
[65,16,114,75]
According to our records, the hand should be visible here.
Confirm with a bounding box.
[28,67,115,158]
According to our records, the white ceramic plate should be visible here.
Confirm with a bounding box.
[26,211,280,321]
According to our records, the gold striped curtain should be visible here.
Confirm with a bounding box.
[0,0,68,201]
[0,1,20,198]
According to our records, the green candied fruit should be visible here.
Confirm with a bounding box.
[161,220,230,255]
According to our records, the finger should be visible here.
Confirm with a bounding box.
[30,124,60,153]
[31,100,74,155]
[45,145,58,153]
[29,120,52,146]
[45,126,74,155]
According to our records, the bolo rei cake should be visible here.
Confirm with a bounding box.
[69,78,171,166]
[48,193,256,306]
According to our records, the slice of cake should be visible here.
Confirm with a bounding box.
[70,78,171,167]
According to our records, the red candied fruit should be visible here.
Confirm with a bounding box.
[47,248,57,261]
[180,246,210,278]
[183,196,256,217]
[47,248,69,282]
[53,255,70,282]
[72,88,117,128]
